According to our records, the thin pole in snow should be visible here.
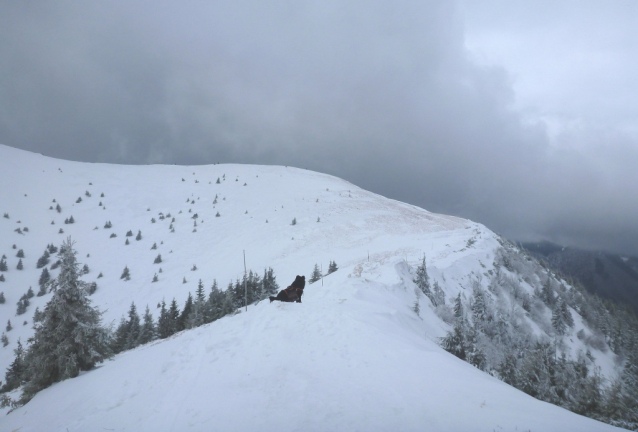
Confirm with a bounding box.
[243,250,247,312]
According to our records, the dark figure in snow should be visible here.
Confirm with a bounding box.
[270,275,305,303]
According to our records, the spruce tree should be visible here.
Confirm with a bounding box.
[168,299,180,335]
[112,318,129,354]
[309,264,322,284]
[206,280,223,323]
[26,287,34,298]
[36,251,50,269]
[432,281,445,307]
[328,261,338,274]
[120,266,130,280]
[38,268,50,289]
[1,339,25,392]
[136,230,142,241]
[179,293,194,330]
[157,300,171,339]
[17,259,23,270]
[0,292,5,303]
[0,274,4,282]
[16,249,25,258]
[413,256,431,296]
[261,268,279,299]
[1,332,8,346]
[125,302,141,350]
[6,319,12,331]
[138,306,156,345]
[454,293,464,320]
[21,239,111,402]
[552,299,567,335]
[0,258,7,271]
[154,254,162,264]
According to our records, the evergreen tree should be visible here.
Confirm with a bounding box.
[126,230,133,237]
[413,256,431,296]
[541,279,555,307]
[6,319,12,331]
[26,287,34,298]
[36,251,50,269]
[206,280,223,322]
[16,249,24,258]
[125,302,141,350]
[17,259,23,270]
[412,293,420,316]
[179,293,194,330]
[552,300,567,335]
[21,239,111,402]
[0,292,5,303]
[188,281,206,328]
[0,274,4,282]
[291,217,296,225]
[38,268,50,290]
[0,258,7,272]
[454,293,464,320]
[309,264,322,284]
[168,299,180,335]
[261,268,279,299]
[82,264,89,274]
[471,285,489,328]
[138,306,156,345]
[561,299,575,328]
[1,332,8,346]
[152,274,158,283]
[1,339,25,392]
[136,230,142,241]
[111,318,129,354]
[328,261,338,274]
[154,254,162,264]
[120,266,130,280]
[157,300,171,339]
[432,281,445,307]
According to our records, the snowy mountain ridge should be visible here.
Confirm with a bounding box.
[0,144,625,431]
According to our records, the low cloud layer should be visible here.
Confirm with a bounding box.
[2,1,637,255]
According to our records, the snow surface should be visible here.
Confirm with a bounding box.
[0,145,622,431]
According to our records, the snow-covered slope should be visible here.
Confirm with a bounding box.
[0,145,622,431]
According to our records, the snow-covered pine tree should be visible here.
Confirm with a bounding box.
[36,250,50,268]
[1,332,8,346]
[412,291,421,316]
[126,230,133,237]
[206,280,223,322]
[21,238,111,402]
[1,339,25,392]
[17,259,23,270]
[138,306,156,345]
[179,293,194,330]
[16,249,24,258]
[432,281,445,307]
[6,319,12,331]
[38,268,50,290]
[540,278,555,307]
[260,268,279,300]
[168,299,180,335]
[125,302,141,350]
[328,260,338,274]
[291,217,296,225]
[0,258,7,271]
[111,318,129,354]
[413,256,431,297]
[309,264,322,284]
[120,266,130,280]
[152,274,158,283]
[552,299,567,335]
[157,300,171,339]
[0,292,5,303]
[188,280,207,328]
[136,230,142,241]
[454,293,463,320]
[0,274,4,282]
[154,254,162,264]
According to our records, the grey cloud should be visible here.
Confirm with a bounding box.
[1,1,637,256]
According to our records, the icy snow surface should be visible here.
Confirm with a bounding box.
[0,145,621,431]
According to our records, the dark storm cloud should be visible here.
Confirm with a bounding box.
[1,1,637,256]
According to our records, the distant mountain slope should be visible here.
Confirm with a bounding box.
[0,145,627,431]
[521,241,638,313]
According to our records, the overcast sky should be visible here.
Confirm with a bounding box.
[1,1,637,256]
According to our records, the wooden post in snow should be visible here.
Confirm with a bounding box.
[243,250,247,312]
